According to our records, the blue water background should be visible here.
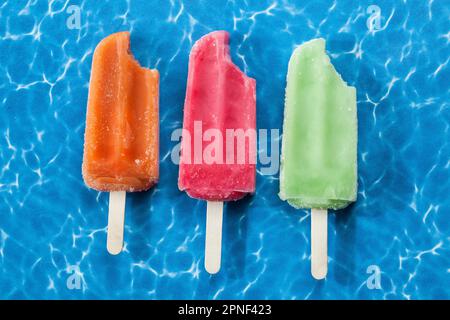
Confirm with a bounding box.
[0,0,449,299]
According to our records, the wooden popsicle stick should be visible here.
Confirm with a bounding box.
[311,208,328,280]
[107,191,126,255]
[204,201,224,274]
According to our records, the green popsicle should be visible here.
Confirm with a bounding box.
[279,38,357,210]
[279,38,357,279]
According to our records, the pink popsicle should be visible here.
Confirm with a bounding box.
[178,31,256,202]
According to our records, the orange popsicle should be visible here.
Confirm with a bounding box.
[82,32,159,192]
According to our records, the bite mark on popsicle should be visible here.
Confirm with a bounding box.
[178,31,256,202]
[279,38,357,210]
[279,38,357,280]
[82,32,159,192]
[178,31,256,274]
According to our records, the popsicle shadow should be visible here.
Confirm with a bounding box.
[222,194,251,279]
[333,203,356,285]
[126,189,155,261]
[326,33,368,284]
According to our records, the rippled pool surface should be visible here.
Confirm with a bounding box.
[0,0,449,299]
